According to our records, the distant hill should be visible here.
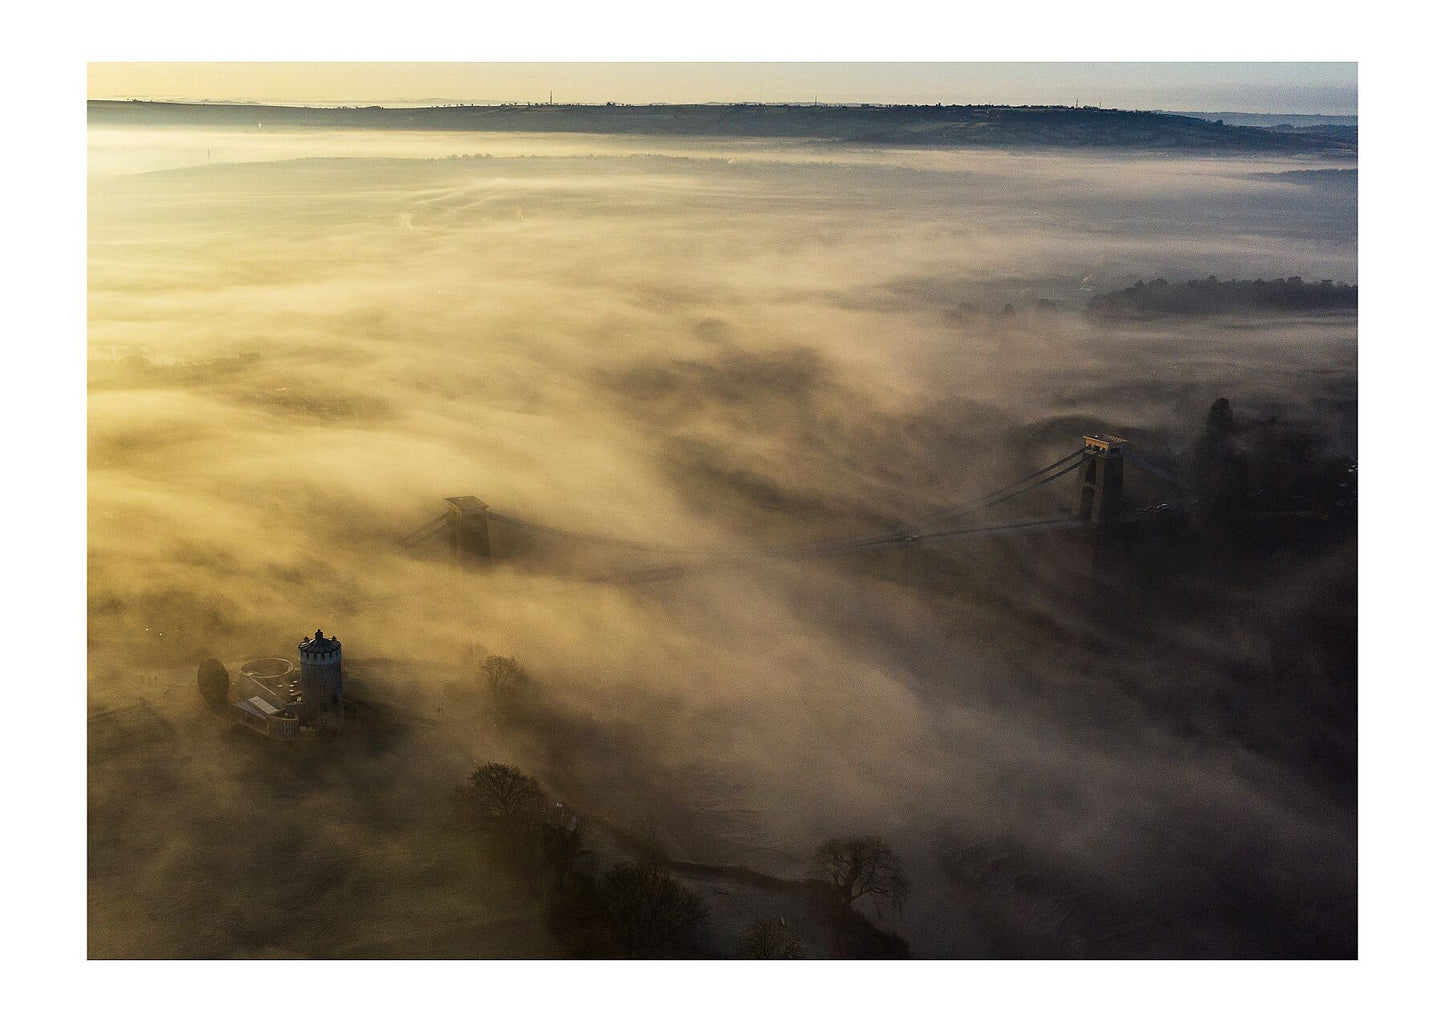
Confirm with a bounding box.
[1167,111,1357,128]
[88,101,1357,155]
[1088,277,1357,319]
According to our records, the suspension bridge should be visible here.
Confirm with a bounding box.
[398,434,1193,583]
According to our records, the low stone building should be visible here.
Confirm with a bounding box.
[232,694,301,739]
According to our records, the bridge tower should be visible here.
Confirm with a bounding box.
[445,495,492,559]
[1078,435,1128,522]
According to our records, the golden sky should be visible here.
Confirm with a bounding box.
[87,62,1357,113]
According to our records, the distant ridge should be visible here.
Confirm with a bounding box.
[1166,111,1357,128]
[88,101,1356,155]
[1088,277,1357,319]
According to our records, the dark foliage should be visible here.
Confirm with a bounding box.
[452,762,591,908]
[1194,397,1250,524]
[89,100,1356,154]
[543,872,616,957]
[531,801,588,886]
[456,762,545,824]
[1190,397,1357,525]
[828,912,912,959]
[1089,277,1356,318]
[600,860,709,958]
[196,657,230,712]
[738,917,804,959]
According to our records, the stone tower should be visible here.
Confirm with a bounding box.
[1078,434,1128,522]
[297,628,343,728]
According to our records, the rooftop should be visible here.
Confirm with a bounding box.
[235,696,285,720]
[298,628,341,654]
[247,696,281,716]
[445,495,490,517]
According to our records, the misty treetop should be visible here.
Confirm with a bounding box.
[456,762,546,823]
[600,861,710,958]
[1088,276,1357,318]
[196,657,230,713]
[89,107,1356,961]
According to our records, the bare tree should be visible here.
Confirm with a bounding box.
[808,836,909,914]
[738,917,803,959]
[457,762,544,823]
[602,861,709,958]
[481,655,529,712]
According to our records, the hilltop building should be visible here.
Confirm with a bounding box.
[229,628,344,738]
[298,629,344,726]
[232,656,301,738]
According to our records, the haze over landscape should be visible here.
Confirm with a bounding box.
[88,61,1359,113]
[86,64,1357,961]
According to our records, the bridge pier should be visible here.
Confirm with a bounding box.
[1078,434,1128,523]
[444,496,492,559]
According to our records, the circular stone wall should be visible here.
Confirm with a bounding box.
[240,657,295,684]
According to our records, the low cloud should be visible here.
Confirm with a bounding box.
[88,128,1356,957]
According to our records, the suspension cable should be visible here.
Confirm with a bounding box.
[402,448,1088,559]
[907,447,1086,530]
[1123,452,1192,493]
[397,513,450,549]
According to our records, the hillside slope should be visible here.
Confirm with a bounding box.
[89,101,1356,154]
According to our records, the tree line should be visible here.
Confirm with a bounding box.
[1088,276,1356,318]
[451,755,910,958]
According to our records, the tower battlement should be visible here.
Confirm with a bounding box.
[297,629,344,727]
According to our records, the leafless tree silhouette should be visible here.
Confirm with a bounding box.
[738,917,803,958]
[458,762,544,823]
[808,836,909,914]
[602,861,709,958]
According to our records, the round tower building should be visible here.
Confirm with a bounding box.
[297,629,343,727]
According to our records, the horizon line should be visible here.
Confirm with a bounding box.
[87,97,1359,118]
